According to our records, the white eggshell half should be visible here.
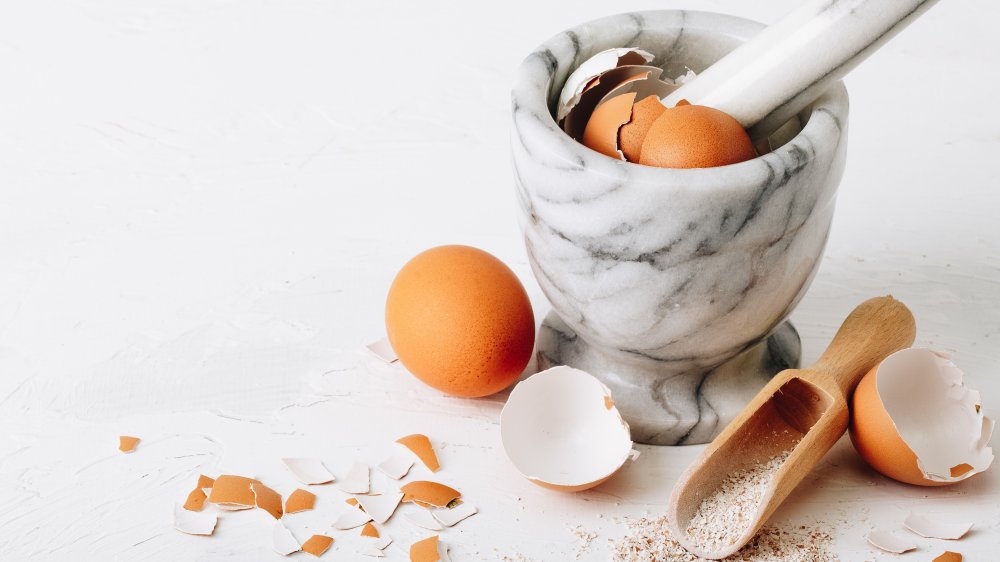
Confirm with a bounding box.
[272,520,301,555]
[877,348,994,482]
[500,366,633,490]
[556,48,654,121]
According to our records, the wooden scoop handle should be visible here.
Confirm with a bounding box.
[809,295,916,397]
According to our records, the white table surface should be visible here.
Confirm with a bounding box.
[1,1,997,560]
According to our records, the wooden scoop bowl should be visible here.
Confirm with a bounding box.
[666,296,916,559]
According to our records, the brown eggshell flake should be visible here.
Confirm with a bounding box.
[638,104,755,169]
[207,475,256,509]
[118,436,140,453]
[301,534,334,557]
[619,95,666,162]
[409,535,440,562]
[582,92,636,160]
[396,434,441,472]
[934,552,963,562]
[401,481,461,508]
[285,488,316,514]
[197,474,215,489]
[361,522,380,538]
[252,480,284,519]
[183,487,208,511]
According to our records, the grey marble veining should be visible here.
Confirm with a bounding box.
[510,11,849,445]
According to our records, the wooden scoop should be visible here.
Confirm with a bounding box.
[666,296,916,559]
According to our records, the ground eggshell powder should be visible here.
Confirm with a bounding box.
[684,450,792,551]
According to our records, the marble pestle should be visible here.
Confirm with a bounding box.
[661,0,941,141]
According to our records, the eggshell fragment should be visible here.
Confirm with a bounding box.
[865,528,917,553]
[282,458,335,485]
[557,48,653,121]
[638,104,756,169]
[207,475,256,510]
[933,552,963,562]
[183,487,207,511]
[367,338,399,364]
[396,434,440,472]
[339,461,371,494]
[118,436,140,453]
[850,348,994,485]
[301,534,334,557]
[173,503,218,536]
[903,512,973,540]
[197,474,215,490]
[378,453,415,480]
[361,522,380,538]
[273,520,301,555]
[355,492,404,524]
[582,92,636,160]
[619,95,667,162]
[252,480,284,519]
[410,535,441,562]
[500,366,633,491]
[561,65,661,142]
[406,510,444,531]
[333,506,373,530]
[285,488,316,514]
[431,502,477,527]
[400,481,461,508]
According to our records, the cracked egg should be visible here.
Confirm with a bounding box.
[500,366,635,492]
[850,348,994,486]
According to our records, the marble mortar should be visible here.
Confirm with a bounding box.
[511,10,849,445]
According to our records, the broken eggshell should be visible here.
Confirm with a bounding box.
[850,348,994,486]
[556,47,653,122]
[500,366,634,492]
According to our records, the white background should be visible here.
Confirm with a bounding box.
[0,1,997,560]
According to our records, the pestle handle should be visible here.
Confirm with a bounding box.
[809,295,916,397]
[661,0,941,140]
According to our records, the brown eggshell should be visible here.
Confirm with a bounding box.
[638,104,755,169]
[582,92,636,160]
[849,366,949,486]
[385,245,535,398]
[619,95,666,162]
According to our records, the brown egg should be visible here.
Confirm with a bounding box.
[385,245,535,398]
[618,95,666,162]
[638,103,756,168]
[582,92,636,160]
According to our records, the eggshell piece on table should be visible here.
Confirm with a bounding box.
[406,510,444,531]
[903,512,973,540]
[400,481,461,508]
[355,492,404,524]
[933,552,963,562]
[173,503,218,536]
[366,338,399,364]
[118,436,140,453]
[385,245,535,398]
[501,366,634,492]
[361,522,380,538]
[619,95,667,162]
[638,104,756,169]
[396,434,440,472]
[197,474,215,490]
[285,488,316,514]
[377,453,415,480]
[282,458,335,485]
[339,461,370,494]
[865,528,917,553]
[301,534,334,557]
[333,506,373,530]
[432,502,477,527]
[273,520,301,555]
[207,475,256,510]
[410,535,441,562]
[849,348,994,486]
[183,487,208,511]
[252,480,284,519]
[582,92,636,160]
[557,47,653,121]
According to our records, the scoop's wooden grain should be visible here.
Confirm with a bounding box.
[666,296,916,559]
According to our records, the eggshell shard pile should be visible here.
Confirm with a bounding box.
[500,366,635,492]
[558,48,756,169]
[850,348,994,486]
